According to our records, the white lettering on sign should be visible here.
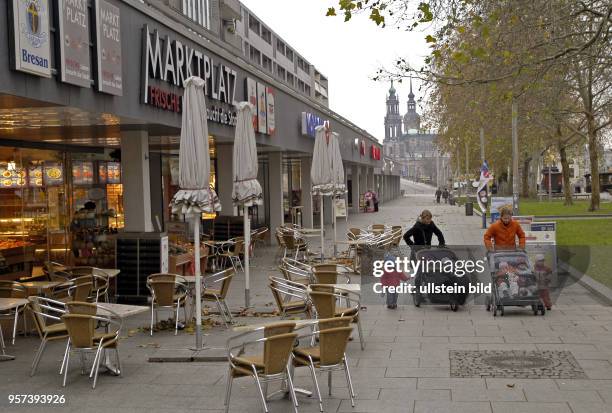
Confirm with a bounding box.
[65,0,87,27]
[142,25,237,106]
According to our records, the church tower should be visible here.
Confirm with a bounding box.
[403,78,421,133]
[384,81,402,142]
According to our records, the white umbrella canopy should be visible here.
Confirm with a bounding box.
[170,76,220,350]
[311,124,339,260]
[232,102,262,307]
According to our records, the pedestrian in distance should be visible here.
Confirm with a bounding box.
[403,209,446,261]
[381,253,409,309]
[483,206,526,251]
[534,254,553,310]
[435,188,442,204]
[442,188,449,203]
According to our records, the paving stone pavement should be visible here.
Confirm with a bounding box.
[1,183,612,413]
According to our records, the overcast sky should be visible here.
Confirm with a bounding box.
[239,0,432,142]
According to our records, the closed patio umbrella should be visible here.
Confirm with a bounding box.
[311,123,335,260]
[232,102,262,308]
[171,76,221,350]
[330,131,346,255]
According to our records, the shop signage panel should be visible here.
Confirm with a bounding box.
[490,197,513,223]
[9,0,52,77]
[27,165,43,187]
[142,25,238,126]
[43,162,64,186]
[95,0,123,96]
[266,87,275,135]
[301,112,326,138]
[0,164,26,188]
[98,162,107,184]
[58,0,91,87]
[72,161,94,185]
[257,82,267,134]
[106,162,121,183]
[246,78,258,130]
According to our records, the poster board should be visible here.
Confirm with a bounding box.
[490,196,513,223]
[335,198,347,219]
[525,221,558,286]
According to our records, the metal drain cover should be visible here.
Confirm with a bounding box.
[450,350,587,378]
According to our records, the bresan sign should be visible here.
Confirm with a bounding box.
[142,25,238,126]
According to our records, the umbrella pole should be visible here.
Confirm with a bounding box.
[333,196,337,257]
[320,195,324,261]
[244,207,250,308]
[193,215,203,350]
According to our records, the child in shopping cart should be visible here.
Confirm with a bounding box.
[495,261,520,298]
[534,254,553,310]
[381,253,409,309]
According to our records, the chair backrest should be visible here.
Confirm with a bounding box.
[28,297,66,337]
[44,261,68,280]
[313,264,338,273]
[309,284,335,293]
[65,301,97,315]
[149,280,176,307]
[62,314,95,348]
[218,268,235,298]
[92,274,109,299]
[69,276,93,302]
[263,332,298,375]
[319,326,352,366]
[318,316,353,330]
[263,321,296,338]
[348,228,361,238]
[282,234,297,250]
[268,277,308,313]
[70,266,95,277]
[275,229,287,247]
[0,281,26,298]
[314,271,337,285]
[233,239,244,255]
[309,291,336,318]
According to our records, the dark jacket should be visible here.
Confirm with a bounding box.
[403,221,445,246]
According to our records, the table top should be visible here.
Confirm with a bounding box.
[21,280,69,290]
[97,303,149,318]
[233,319,318,333]
[309,284,361,293]
[0,298,29,311]
[335,240,370,245]
[99,269,120,278]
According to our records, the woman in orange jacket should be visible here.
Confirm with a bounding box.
[483,206,526,250]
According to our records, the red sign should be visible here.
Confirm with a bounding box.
[371,146,381,160]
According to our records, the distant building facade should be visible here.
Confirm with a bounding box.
[383,80,450,187]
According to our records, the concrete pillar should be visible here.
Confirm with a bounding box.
[216,144,234,215]
[269,152,284,242]
[323,195,333,225]
[368,168,375,194]
[301,158,313,228]
[121,130,153,232]
[351,165,360,213]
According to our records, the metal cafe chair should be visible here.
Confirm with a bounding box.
[69,267,111,302]
[292,320,356,411]
[268,276,312,319]
[60,308,122,389]
[0,281,28,345]
[279,258,314,285]
[202,268,235,327]
[224,326,299,413]
[146,273,188,336]
[219,237,245,272]
[308,287,365,351]
[27,297,68,376]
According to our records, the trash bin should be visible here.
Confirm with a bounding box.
[465,201,473,216]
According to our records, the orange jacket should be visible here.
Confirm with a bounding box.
[484,220,526,250]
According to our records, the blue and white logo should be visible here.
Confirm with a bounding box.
[21,0,47,48]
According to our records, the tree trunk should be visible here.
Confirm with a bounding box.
[521,158,530,198]
[559,145,572,206]
[587,114,600,211]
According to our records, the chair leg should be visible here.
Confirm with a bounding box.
[80,352,87,375]
[60,339,70,375]
[215,297,228,328]
[307,360,323,412]
[150,303,155,336]
[115,347,122,377]
[175,301,181,336]
[252,369,269,413]
[328,370,332,396]
[62,346,71,387]
[224,367,233,411]
[285,366,299,413]
[92,343,104,389]
[357,317,365,350]
[30,338,48,376]
[344,357,356,406]
[222,300,233,324]
[12,310,19,345]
